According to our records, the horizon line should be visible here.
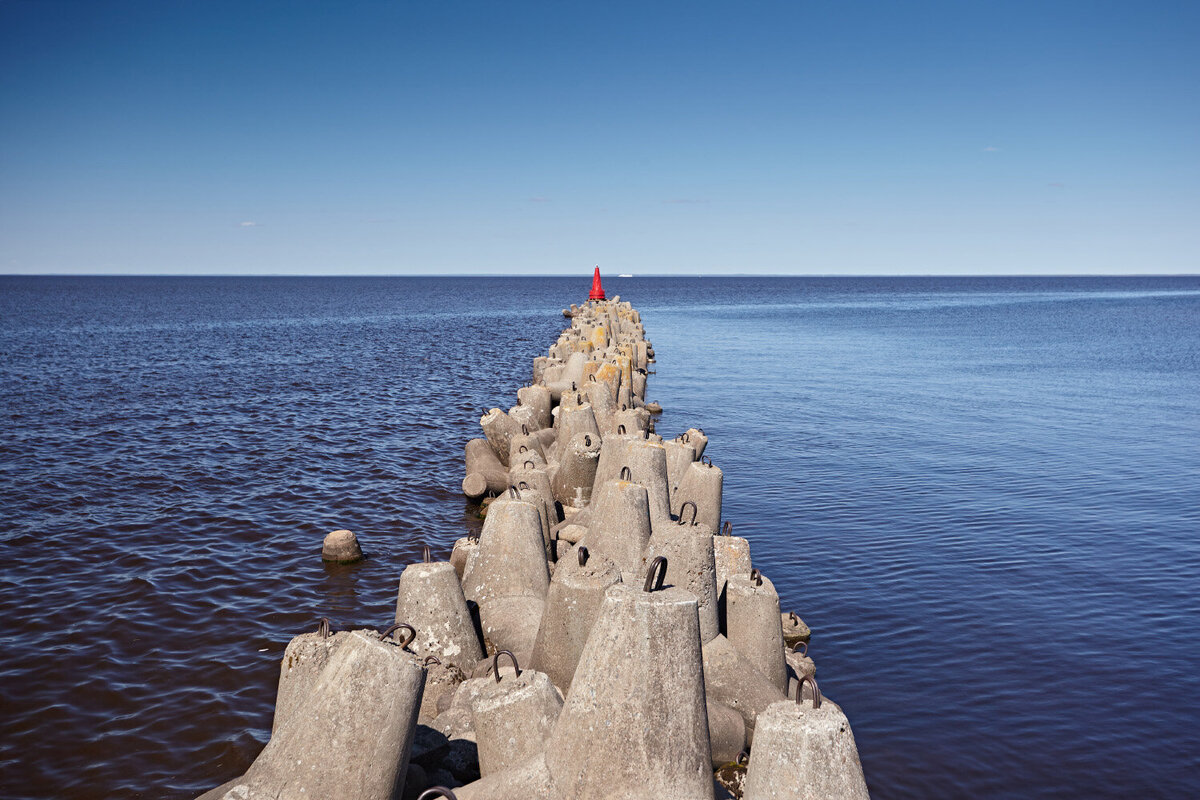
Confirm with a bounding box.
[3,272,1198,279]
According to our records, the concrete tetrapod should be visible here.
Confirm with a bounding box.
[554,400,601,456]
[582,476,653,583]
[713,523,752,633]
[664,438,698,505]
[395,560,484,671]
[460,492,550,662]
[741,677,870,800]
[469,651,563,778]
[517,384,553,430]
[645,502,720,643]
[672,459,723,533]
[725,570,787,694]
[623,437,673,531]
[550,432,601,509]
[701,634,786,745]
[463,438,508,499]
[528,546,623,692]
[507,468,557,556]
[270,620,336,737]
[197,629,425,800]
[546,559,715,800]
[480,408,520,466]
[449,535,479,581]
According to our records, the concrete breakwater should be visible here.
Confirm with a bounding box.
[196,293,869,800]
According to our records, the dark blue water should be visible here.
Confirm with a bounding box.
[1,276,1198,799]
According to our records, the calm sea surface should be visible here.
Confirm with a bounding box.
[1,275,1198,799]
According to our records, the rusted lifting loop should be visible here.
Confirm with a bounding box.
[619,466,632,481]
[680,432,690,442]
[701,456,713,467]
[795,674,822,709]
[507,485,521,499]
[620,403,628,411]
[617,425,626,434]
[584,435,592,447]
[422,545,431,563]
[722,520,733,537]
[792,641,808,657]
[519,444,528,453]
[571,381,577,391]
[317,617,332,640]
[493,649,521,682]
[588,374,597,381]
[524,460,535,470]
[381,622,416,649]
[467,531,480,543]
[643,556,668,592]
[517,480,530,491]
[577,545,589,566]
[750,568,763,586]
[417,788,459,800]
[423,655,442,666]
[678,501,698,526]
[736,750,750,766]
[577,394,583,406]
[522,424,529,435]
[788,611,801,625]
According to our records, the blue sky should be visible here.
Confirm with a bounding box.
[1,0,1196,275]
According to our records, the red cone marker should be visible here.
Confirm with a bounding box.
[589,266,606,301]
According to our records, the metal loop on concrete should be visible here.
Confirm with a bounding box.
[422,545,431,563]
[617,425,626,434]
[317,617,331,640]
[750,568,763,586]
[493,649,521,682]
[643,556,668,592]
[417,788,459,800]
[701,455,713,467]
[572,381,577,391]
[381,622,416,649]
[620,466,632,481]
[423,655,441,666]
[588,374,597,381]
[584,435,592,447]
[524,460,534,469]
[722,520,733,537]
[467,531,480,543]
[789,611,800,625]
[736,750,750,766]
[678,501,698,526]
[792,641,808,657]
[517,480,530,491]
[577,545,589,566]
[522,424,529,435]
[680,432,690,442]
[621,403,628,411]
[795,674,823,709]
[577,394,583,405]
[508,485,520,499]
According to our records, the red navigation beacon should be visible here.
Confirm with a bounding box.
[589,266,606,301]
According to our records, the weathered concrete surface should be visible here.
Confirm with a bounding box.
[453,752,552,800]
[713,533,752,632]
[725,573,787,694]
[707,698,747,768]
[645,518,720,643]
[547,584,714,800]
[550,432,601,508]
[528,551,622,692]
[741,696,870,800]
[583,478,653,583]
[321,529,363,563]
[673,460,723,533]
[463,438,508,499]
[701,634,786,745]
[480,408,520,466]
[470,666,563,777]
[197,630,425,800]
[517,384,553,429]
[460,498,549,606]
[395,560,484,670]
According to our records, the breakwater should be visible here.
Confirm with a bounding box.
[194,291,869,800]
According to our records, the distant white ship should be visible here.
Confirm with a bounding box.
[618,273,633,278]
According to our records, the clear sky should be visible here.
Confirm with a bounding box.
[1,0,1197,275]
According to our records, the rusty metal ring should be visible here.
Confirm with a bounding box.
[584,435,592,447]
[467,531,480,543]
[519,444,528,453]
[517,480,530,491]
[643,556,668,592]
[577,394,583,406]
[417,788,459,800]
[701,456,713,467]
[621,403,628,411]
[422,545,431,563]
[577,545,589,566]
[493,649,521,682]
[677,501,698,526]
[588,374,597,381]
[736,750,750,766]
[423,655,442,666]
[792,641,808,657]
[795,674,822,709]
[620,466,632,481]
[572,381,577,391]
[617,424,626,434]
[524,460,534,470]
[522,424,529,435]
[750,568,763,586]
[508,485,520,498]
[317,617,331,639]
[789,611,800,625]
[722,521,733,537]
[381,622,416,649]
